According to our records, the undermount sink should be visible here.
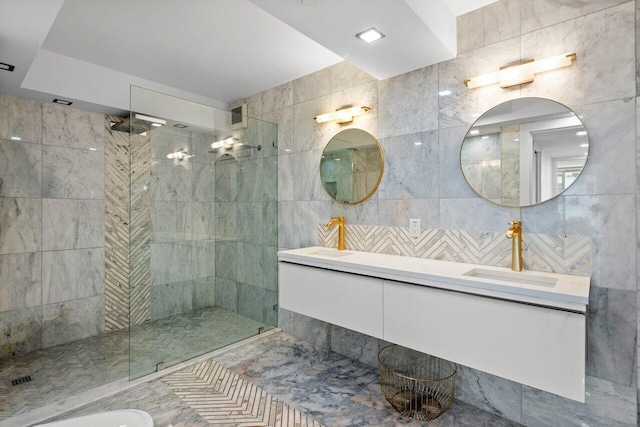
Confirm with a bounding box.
[306,249,353,258]
[463,268,558,287]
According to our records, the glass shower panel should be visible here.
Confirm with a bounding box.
[128,87,278,380]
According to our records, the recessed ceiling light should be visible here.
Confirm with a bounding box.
[10,136,21,141]
[469,129,480,135]
[580,143,588,147]
[0,62,15,72]
[173,124,188,129]
[439,90,452,97]
[134,114,166,125]
[481,136,490,139]
[584,152,588,155]
[576,130,587,136]
[356,27,385,44]
[53,98,73,106]
[284,148,292,152]
[514,138,520,142]
[414,142,422,146]
[151,123,163,127]
[88,148,97,151]
[470,113,481,118]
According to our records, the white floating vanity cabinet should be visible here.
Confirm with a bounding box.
[278,248,589,403]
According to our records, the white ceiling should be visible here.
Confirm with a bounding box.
[0,0,496,115]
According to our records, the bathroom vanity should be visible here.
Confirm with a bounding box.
[277,247,590,402]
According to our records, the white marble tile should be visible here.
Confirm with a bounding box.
[263,155,278,202]
[237,283,277,326]
[150,159,192,202]
[150,242,192,286]
[379,131,439,199]
[214,202,237,240]
[149,127,191,160]
[330,325,380,368]
[330,198,379,226]
[41,295,104,348]
[278,201,294,250]
[293,149,330,201]
[244,92,263,118]
[456,364,522,424]
[237,157,264,202]
[214,155,239,203]
[520,195,565,235]
[438,37,521,129]
[263,106,293,155]
[42,198,104,251]
[378,64,438,138]
[482,0,521,46]
[294,68,331,104]
[215,240,237,281]
[378,198,439,228]
[438,126,479,199]
[520,3,635,106]
[262,82,293,114]
[42,248,104,304]
[150,281,190,321]
[42,103,104,150]
[564,195,635,291]
[190,240,215,280]
[521,0,630,34]
[439,198,520,232]
[150,201,191,242]
[0,252,41,312]
[292,95,336,153]
[215,277,237,312]
[278,307,331,350]
[587,287,637,386]
[522,375,637,427]
[278,152,294,201]
[457,9,484,54]
[42,145,104,199]
[0,94,42,144]
[262,201,278,247]
[0,197,41,255]
[0,140,42,198]
[562,99,635,196]
[293,200,331,248]
[237,201,264,244]
[192,276,215,310]
[330,81,378,137]
[191,201,215,240]
[329,61,376,94]
[0,306,42,357]
[191,162,215,202]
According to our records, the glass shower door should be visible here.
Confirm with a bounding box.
[128,87,278,380]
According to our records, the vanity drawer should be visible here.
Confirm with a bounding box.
[279,262,383,338]
[383,279,586,402]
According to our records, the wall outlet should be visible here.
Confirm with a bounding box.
[409,218,421,238]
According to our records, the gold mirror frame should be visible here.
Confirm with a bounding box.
[460,97,590,208]
[319,129,385,205]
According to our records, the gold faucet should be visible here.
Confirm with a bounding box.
[506,221,523,271]
[326,216,346,250]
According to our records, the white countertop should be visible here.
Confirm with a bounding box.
[278,246,590,312]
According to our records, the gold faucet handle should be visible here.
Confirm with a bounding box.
[331,216,345,222]
[508,220,522,228]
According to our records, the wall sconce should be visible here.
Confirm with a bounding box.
[211,137,239,149]
[464,53,576,89]
[165,150,193,160]
[314,106,371,124]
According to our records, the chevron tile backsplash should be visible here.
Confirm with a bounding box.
[318,225,590,276]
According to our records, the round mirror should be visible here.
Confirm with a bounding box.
[461,97,589,207]
[320,129,384,204]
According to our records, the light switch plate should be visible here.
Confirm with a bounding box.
[409,218,421,238]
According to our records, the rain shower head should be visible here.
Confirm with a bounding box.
[110,117,151,134]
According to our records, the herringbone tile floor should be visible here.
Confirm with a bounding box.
[48,332,520,427]
[0,306,268,421]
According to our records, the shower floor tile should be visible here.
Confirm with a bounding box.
[46,331,521,427]
[0,306,268,422]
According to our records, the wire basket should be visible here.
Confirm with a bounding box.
[378,345,457,421]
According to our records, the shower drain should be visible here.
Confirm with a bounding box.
[11,375,32,386]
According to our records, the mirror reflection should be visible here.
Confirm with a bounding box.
[320,129,384,204]
[461,98,589,207]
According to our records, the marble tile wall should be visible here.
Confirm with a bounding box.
[241,1,639,425]
[0,95,106,358]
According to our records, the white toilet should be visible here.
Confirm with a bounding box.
[35,410,153,427]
